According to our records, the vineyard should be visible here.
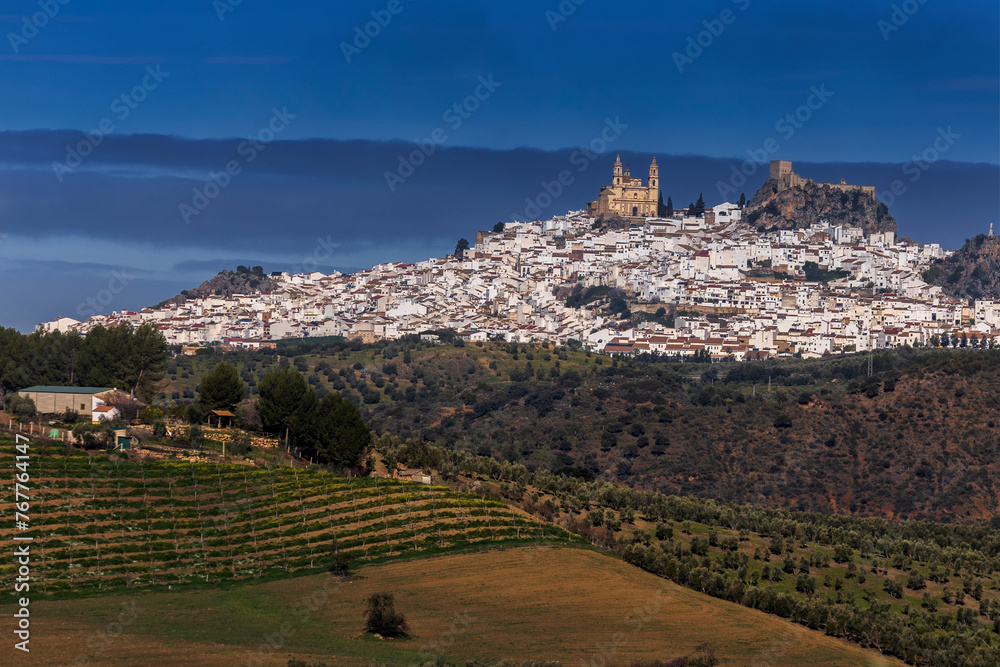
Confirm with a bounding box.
[0,435,574,599]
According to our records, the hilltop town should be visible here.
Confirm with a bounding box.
[39,159,1000,359]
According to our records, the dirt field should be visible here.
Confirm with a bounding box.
[13,546,903,666]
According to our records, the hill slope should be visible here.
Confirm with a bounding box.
[156,267,280,307]
[745,177,895,234]
[16,547,901,666]
[924,234,1000,300]
[0,435,567,598]
[163,342,1000,523]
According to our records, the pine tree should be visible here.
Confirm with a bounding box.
[739,192,747,208]
[258,367,311,441]
[657,192,665,217]
[666,196,674,217]
[694,193,706,217]
[198,361,246,411]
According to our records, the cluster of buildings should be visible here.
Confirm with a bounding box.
[38,159,999,360]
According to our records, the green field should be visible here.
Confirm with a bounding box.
[0,435,574,601]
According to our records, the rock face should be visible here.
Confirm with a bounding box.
[924,234,1000,300]
[745,178,896,235]
[157,269,280,306]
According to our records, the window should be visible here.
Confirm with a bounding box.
[80,403,85,410]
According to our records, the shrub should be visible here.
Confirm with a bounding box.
[228,431,251,457]
[188,424,205,449]
[72,422,114,450]
[6,394,36,421]
[363,592,408,637]
[329,540,351,577]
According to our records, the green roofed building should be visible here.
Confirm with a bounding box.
[17,386,113,418]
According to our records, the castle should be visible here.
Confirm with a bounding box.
[587,155,660,219]
[769,160,876,198]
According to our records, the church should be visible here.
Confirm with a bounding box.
[587,155,660,219]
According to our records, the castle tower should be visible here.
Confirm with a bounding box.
[613,154,622,185]
[770,160,794,188]
[648,156,658,192]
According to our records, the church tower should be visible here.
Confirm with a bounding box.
[613,154,623,185]
[648,157,658,192]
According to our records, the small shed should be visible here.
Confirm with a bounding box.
[399,468,432,484]
[209,410,235,428]
[112,429,135,451]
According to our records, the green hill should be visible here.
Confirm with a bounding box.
[161,340,1000,524]
[0,434,571,600]
[380,438,1000,666]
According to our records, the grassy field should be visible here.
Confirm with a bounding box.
[12,546,903,666]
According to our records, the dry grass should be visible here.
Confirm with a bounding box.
[16,546,904,666]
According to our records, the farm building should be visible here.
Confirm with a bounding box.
[17,386,114,419]
[400,468,432,484]
[92,405,120,423]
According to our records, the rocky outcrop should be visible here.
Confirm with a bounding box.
[156,269,279,307]
[745,178,896,235]
[924,234,1000,301]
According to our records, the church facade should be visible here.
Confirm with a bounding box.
[587,155,660,219]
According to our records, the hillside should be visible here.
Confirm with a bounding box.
[924,234,1000,300]
[745,177,896,235]
[382,439,1000,666]
[13,548,902,666]
[0,434,567,598]
[156,266,280,307]
[159,341,1000,524]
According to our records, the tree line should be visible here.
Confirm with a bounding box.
[0,324,168,402]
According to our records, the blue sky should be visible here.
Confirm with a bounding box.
[0,0,998,331]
